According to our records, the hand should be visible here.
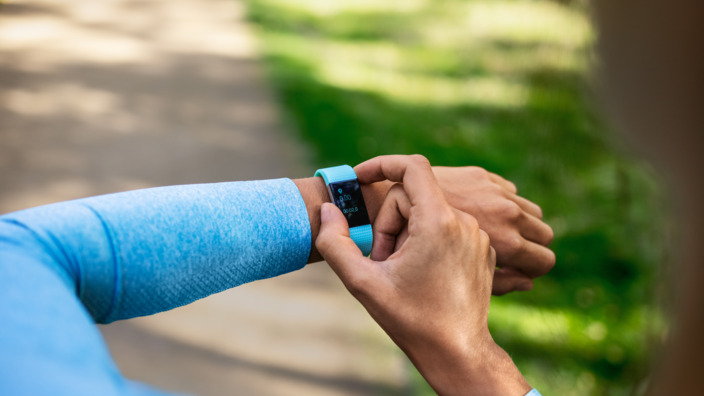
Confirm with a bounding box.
[432,166,555,295]
[316,155,531,396]
[295,161,555,295]
[362,166,555,295]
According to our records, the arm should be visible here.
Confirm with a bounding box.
[0,166,552,322]
[0,179,311,323]
[0,179,311,395]
[316,155,532,395]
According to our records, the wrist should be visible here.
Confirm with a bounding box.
[463,343,531,396]
[407,334,531,396]
[293,177,391,263]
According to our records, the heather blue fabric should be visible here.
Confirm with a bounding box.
[0,179,311,395]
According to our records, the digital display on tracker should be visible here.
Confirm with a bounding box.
[328,179,371,228]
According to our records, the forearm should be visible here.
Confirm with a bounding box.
[407,339,531,396]
[0,177,340,394]
[0,175,388,324]
[0,179,312,323]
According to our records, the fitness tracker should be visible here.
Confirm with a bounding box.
[315,165,373,256]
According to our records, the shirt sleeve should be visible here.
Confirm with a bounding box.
[0,178,311,395]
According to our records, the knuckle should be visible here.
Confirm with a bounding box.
[464,213,480,231]
[484,184,508,202]
[505,234,525,255]
[545,249,556,271]
[468,166,489,179]
[535,205,544,219]
[479,229,491,248]
[409,154,431,168]
[533,251,556,278]
[501,201,523,220]
[489,246,497,264]
[433,208,462,236]
[478,228,489,241]
[457,212,485,241]
[545,225,555,245]
[435,208,457,230]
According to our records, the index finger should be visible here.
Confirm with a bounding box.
[355,155,447,211]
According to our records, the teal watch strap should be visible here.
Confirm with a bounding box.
[315,165,357,185]
[315,165,373,256]
[348,224,373,256]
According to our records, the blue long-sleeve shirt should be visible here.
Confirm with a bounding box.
[0,179,311,395]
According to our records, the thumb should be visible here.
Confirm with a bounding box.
[317,203,374,293]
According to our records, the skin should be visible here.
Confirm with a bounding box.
[294,165,554,295]
[315,155,531,395]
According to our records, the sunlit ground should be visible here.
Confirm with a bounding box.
[243,0,668,394]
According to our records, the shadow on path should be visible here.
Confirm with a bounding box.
[103,320,394,396]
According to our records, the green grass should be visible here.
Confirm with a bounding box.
[243,0,669,394]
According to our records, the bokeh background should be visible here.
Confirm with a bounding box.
[242,0,669,393]
[0,0,669,395]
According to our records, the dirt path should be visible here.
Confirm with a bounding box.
[0,1,404,394]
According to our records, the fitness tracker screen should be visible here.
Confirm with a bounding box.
[328,180,370,228]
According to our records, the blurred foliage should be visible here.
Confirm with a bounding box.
[243,0,669,394]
